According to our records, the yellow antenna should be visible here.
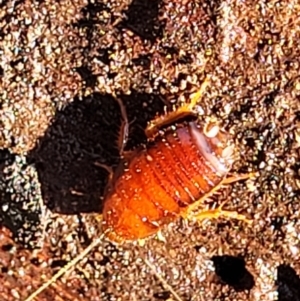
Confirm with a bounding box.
[143,258,183,301]
[24,232,107,301]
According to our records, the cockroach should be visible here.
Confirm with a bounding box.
[24,77,253,301]
[102,78,251,243]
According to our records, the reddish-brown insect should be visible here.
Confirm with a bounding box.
[103,120,241,242]
[102,78,250,243]
[24,78,252,301]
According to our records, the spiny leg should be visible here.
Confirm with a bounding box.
[93,97,129,182]
[115,97,130,156]
[186,200,252,224]
[222,172,256,185]
[145,76,210,138]
[113,97,140,161]
[94,96,134,186]
[181,172,255,222]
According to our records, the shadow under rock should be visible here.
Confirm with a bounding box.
[27,91,165,215]
[211,255,255,292]
[276,264,300,301]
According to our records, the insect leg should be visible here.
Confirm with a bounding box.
[222,172,256,185]
[94,161,114,183]
[181,172,254,221]
[145,77,210,138]
[115,97,129,156]
[185,203,252,224]
[93,97,128,182]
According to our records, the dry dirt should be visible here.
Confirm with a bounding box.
[0,0,300,301]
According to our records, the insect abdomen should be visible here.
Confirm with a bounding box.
[102,121,233,242]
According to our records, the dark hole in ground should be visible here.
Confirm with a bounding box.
[211,255,255,292]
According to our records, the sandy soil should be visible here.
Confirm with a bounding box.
[0,0,300,300]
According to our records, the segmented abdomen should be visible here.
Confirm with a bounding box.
[102,121,233,242]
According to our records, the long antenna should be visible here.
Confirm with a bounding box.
[143,258,183,301]
[24,233,106,301]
